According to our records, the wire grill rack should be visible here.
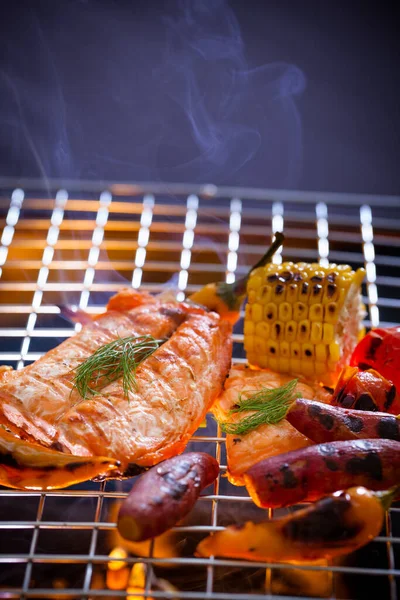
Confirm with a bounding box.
[0,178,399,600]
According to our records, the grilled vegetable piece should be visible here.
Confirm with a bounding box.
[351,326,400,390]
[332,366,400,414]
[197,486,398,562]
[117,452,219,542]
[244,262,365,384]
[286,398,400,443]
[0,427,120,490]
[244,439,400,508]
[189,233,284,324]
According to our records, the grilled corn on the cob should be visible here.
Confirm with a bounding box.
[244,262,365,385]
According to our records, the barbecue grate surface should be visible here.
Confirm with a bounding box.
[0,179,399,600]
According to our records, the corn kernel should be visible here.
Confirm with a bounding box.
[329,341,341,362]
[299,281,310,301]
[309,284,324,305]
[286,320,298,343]
[258,356,269,369]
[269,357,279,372]
[273,283,286,304]
[293,302,308,321]
[254,336,267,355]
[271,321,284,340]
[322,323,334,343]
[280,341,290,358]
[302,342,314,360]
[290,358,301,374]
[323,283,339,304]
[286,283,298,303]
[325,302,339,324]
[301,360,315,378]
[255,321,270,338]
[244,321,255,336]
[290,341,301,359]
[248,290,256,304]
[267,340,278,356]
[279,302,293,322]
[298,320,310,342]
[340,272,354,288]
[315,361,326,376]
[315,343,327,362]
[278,357,290,372]
[244,335,254,353]
[264,302,277,321]
[252,303,263,323]
[247,275,262,292]
[257,285,272,304]
[309,304,323,322]
[310,322,323,343]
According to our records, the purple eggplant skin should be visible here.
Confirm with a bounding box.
[117,452,219,542]
[287,398,400,443]
[244,439,400,508]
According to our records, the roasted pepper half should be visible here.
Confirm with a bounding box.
[0,427,121,490]
[189,233,284,323]
[332,366,400,413]
[351,326,400,391]
[197,486,398,562]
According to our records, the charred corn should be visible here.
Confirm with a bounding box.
[244,262,365,384]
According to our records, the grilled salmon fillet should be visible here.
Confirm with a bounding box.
[0,289,232,476]
[0,292,184,446]
[214,365,332,485]
[57,310,232,474]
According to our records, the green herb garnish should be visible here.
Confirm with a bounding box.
[220,379,300,436]
[73,335,163,400]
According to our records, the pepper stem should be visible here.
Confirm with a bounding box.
[375,485,400,512]
[215,232,285,310]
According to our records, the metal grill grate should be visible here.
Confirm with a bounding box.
[0,179,399,599]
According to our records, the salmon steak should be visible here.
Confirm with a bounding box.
[213,365,331,485]
[0,290,232,480]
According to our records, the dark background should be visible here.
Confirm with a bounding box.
[0,0,399,194]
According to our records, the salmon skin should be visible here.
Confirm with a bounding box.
[214,365,331,485]
[0,289,232,479]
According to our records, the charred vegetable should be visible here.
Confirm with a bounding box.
[118,452,219,542]
[240,391,400,443]
[351,326,400,391]
[197,486,398,562]
[0,427,120,490]
[243,260,365,383]
[332,366,400,414]
[244,438,400,508]
[189,233,284,323]
[286,397,400,443]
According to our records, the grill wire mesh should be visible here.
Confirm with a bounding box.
[0,179,399,599]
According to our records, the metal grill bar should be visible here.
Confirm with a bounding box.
[0,181,399,600]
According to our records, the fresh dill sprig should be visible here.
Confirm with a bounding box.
[219,379,300,436]
[73,335,163,400]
